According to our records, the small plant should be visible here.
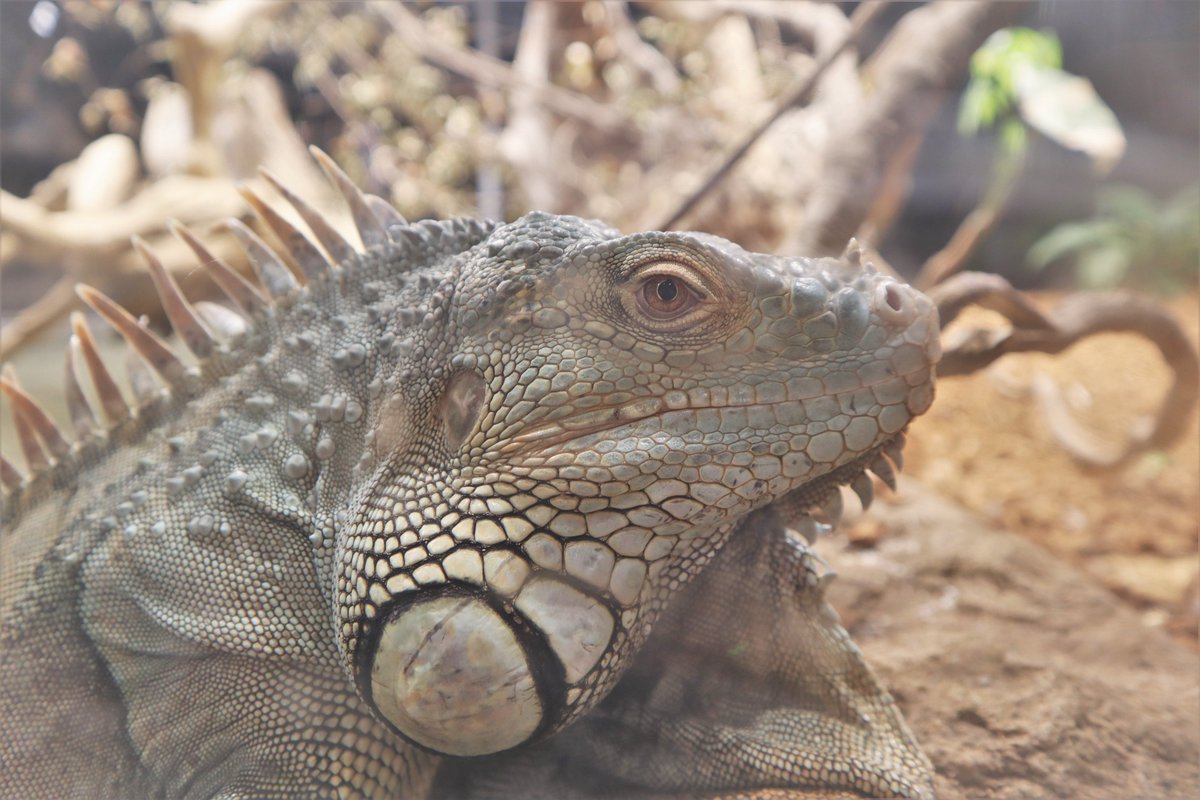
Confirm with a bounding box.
[958,26,1062,160]
[958,27,1125,172]
[1028,184,1200,294]
[918,27,1125,288]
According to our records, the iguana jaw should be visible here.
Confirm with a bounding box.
[508,412,912,542]
[358,431,913,758]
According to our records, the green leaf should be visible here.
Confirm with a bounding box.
[1075,245,1132,289]
[970,27,1062,92]
[1158,185,1200,234]
[1027,220,1120,268]
[1015,66,1126,173]
[1027,181,1198,293]
[957,80,994,135]
[1096,185,1158,226]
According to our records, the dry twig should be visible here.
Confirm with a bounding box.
[783,1,1024,255]
[376,3,627,134]
[931,272,1199,468]
[0,278,76,361]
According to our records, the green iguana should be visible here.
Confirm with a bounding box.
[0,149,940,799]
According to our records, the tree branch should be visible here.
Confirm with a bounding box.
[376,3,628,134]
[654,2,885,231]
[930,272,1199,468]
[782,1,1025,256]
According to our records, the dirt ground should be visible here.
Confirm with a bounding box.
[826,485,1199,800]
[901,292,1199,644]
[818,290,1199,798]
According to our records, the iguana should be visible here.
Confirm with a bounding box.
[0,149,940,799]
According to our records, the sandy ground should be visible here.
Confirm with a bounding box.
[825,484,1199,799]
[902,293,1199,644]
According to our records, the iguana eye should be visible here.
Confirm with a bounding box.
[631,266,707,323]
[643,277,686,312]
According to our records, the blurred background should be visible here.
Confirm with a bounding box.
[1,4,1197,793]
[2,1,1197,282]
[0,0,1196,660]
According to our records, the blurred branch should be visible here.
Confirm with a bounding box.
[931,272,1200,468]
[914,145,1024,289]
[855,130,923,247]
[1,6,341,364]
[783,1,1025,256]
[602,1,681,95]
[160,0,284,176]
[655,1,885,231]
[0,178,243,257]
[0,278,75,361]
[1,167,247,362]
[376,3,628,133]
[500,1,570,212]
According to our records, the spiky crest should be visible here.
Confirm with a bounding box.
[1,149,490,504]
[0,453,22,489]
[76,285,186,383]
[63,338,98,437]
[365,194,407,232]
[238,185,333,282]
[224,219,300,299]
[135,237,217,358]
[170,221,270,315]
[71,312,129,425]
[310,146,390,248]
[259,167,357,266]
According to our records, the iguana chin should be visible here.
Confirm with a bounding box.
[0,148,939,799]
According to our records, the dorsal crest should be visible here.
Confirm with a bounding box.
[0,149,495,507]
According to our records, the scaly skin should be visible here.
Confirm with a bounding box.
[0,160,939,798]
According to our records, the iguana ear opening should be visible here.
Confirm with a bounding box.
[441,370,487,451]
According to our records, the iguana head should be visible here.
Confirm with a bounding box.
[344,211,940,756]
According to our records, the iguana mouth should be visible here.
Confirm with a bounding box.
[506,376,926,458]
[505,390,911,532]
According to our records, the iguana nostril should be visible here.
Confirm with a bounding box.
[876,282,915,325]
[885,285,903,311]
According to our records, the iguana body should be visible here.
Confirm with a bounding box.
[0,151,939,798]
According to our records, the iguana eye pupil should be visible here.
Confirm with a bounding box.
[656,278,678,303]
[640,275,692,317]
